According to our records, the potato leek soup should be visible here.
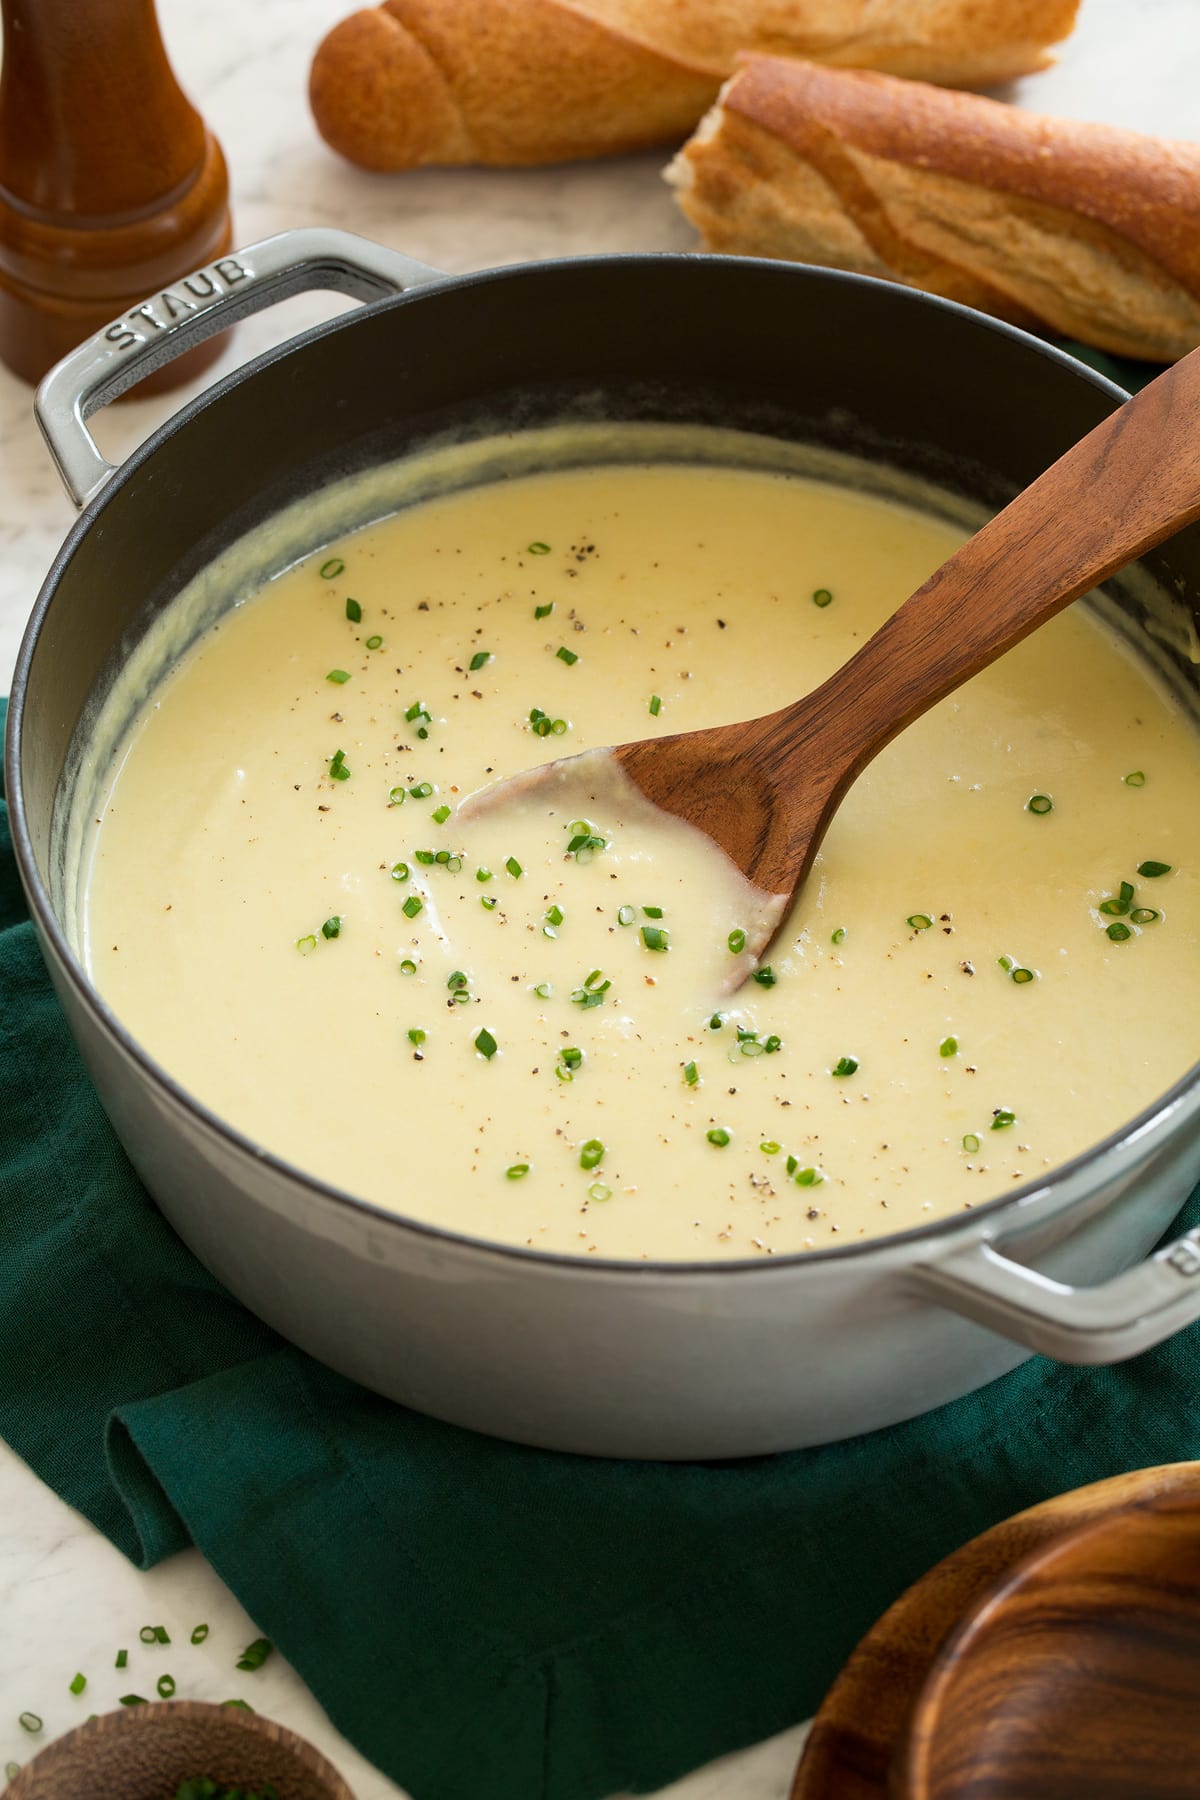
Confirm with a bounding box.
[82,459,1200,1261]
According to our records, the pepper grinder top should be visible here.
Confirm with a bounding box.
[0,0,232,388]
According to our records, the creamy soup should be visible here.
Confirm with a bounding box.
[83,460,1200,1260]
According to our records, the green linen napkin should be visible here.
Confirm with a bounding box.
[2,340,1194,1800]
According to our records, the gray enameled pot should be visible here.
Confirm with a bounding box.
[8,229,1200,1459]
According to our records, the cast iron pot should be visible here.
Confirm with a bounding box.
[8,229,1200,1459]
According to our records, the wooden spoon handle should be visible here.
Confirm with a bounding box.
[771,344,1200,783]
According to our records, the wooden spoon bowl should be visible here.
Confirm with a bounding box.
[899,1488,1200,1800]
[5,1700,355,1800]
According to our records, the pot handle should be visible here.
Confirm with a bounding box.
[35,227,446,509]
[912,1220,1200,1364]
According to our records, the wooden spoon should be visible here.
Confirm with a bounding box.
[471,346,1200,975]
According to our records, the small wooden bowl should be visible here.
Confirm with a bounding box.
[899,1486,1200,1800]
[5,1699,355,1800]
[792,1463,1200,1800]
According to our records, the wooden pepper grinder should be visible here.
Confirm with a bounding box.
[0,0,232,388]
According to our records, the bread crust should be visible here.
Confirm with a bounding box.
[309,0,1079,172]
[669,58,1200,361]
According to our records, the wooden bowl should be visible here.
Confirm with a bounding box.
[5,1699,355,1800]
[899,1485,1200,1799]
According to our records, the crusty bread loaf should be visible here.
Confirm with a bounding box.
[309,0,1078,173]
[667,57,1200,362]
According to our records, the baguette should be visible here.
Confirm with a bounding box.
[309,0,1078,173]
[667,57,1200,362]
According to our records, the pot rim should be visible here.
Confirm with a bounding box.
[8,249,1200,1281]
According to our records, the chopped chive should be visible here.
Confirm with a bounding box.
[506,1164,529,1180]
[831,1056,858,1077]
[907,913,932,931]
[727,928,747,954]
[939,1036,958,1057]
[998,954,1014,972]
[1099,880,1135,917]
[404,700,427,722]
[506,856,523,878]
[414,850,436,865]
[551,718,568,735]
[534,602,554,619]
[534,982,553,999]
[475,1028,499,1059]
[1131,907,1160,924]
[1028,794,1053,815]
[1124,770,1146,787]
[190,1625,209,1645]
[794,1167,824,1187]
[155,1628,170,1645]
[1011,966,1035,983]
[706,1127,731,1147]
[139,1627,158,1644]
[528,541,551,555]
[643,905,664,920]
[649,695,662,716]
[409,781,434,799]
[641,925,669,952]
[388,786,406,806]
[328,748,350,781]
[468,650,492,672]
[831,927,846,946]
[407,1028,426,1046]
[399,958,418,974]
[321,916,341,940]
[157,1675,176,1699]
[751,966,776,987]
[580,1140,605,1171]
[326,668,351,685]
[739,1038,764,1058]
[1138,860,1171,878]
[812,588,833,607]
[991,1109,1016,1130]
[1106,921,1132,942]
[617,904,636,926]
[476,866,493,883]
[761,1140,781,1155]
[481,895,498,911]
[69,1674,86,1696]
[236,1639,273,1673]
[708,1012,724,1030]
[763,1034,782,1053]
[683,1061,699,1086]
[545,904,564,928]
[116,1650,128,1669]
[391,862,410,881]
[962,1133,981,1153]
[588,1183,613,1202]
[319,557,345,580]
[447,970,469,994]
[556,646,579,666]
[118,1696,148,1708]
[17,1716,40,1735]
[365,634,383,650]
[345,598,362,623]
[402,895,423,919]
[221,1699,254,1712]
[560,1046,583,1071]
[432,803,451,824]
[786,1154,797,1175]
[295,934,318,955]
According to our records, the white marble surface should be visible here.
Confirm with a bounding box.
[0,1,1196,1794]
